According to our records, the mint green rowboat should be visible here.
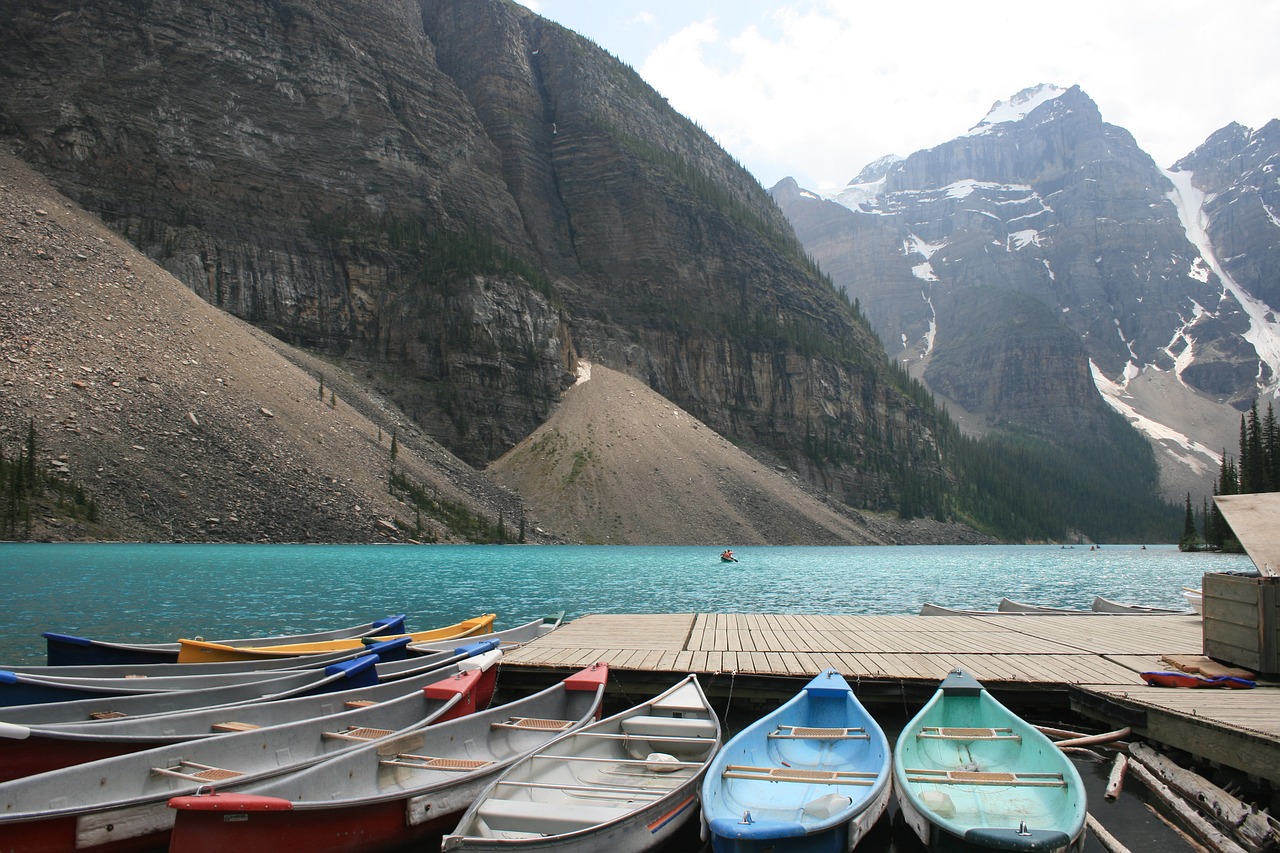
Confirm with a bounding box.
[893,669,1086,853]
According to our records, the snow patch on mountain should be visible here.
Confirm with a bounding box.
[1165,167,1280,396]
[1092,361,1221,477]
[967,84,1068,135]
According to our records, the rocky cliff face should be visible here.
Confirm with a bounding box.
[1173,121,1280,314]
[773,85,1280,497]
[0,0,947,517]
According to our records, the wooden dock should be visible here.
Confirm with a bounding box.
[502,612,1280,786]
[504,612,1205,684]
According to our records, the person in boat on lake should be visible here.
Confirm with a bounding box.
[720,549,736,562]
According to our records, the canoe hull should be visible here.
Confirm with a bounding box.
[443,674,719,853]
[44,616,407,667]
[702,669,892,853]
[893,670,1086,853]
[167,796,444,853]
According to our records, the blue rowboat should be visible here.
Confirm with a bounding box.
[700,669,891,852]
[893,669,1086,853]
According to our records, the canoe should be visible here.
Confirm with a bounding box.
[0,641,499,782]
[166,662,610,853]
[408,613,564,655]
[1182,587,1204,614]
[176,613,495,662]
[443,673,721,853]
[8,633,413,679]
[919,604,1006,616]
[43,614,407,666]
[996,599,1093,615]
[0,637,419,727]
[0,642,411,707]
[893,669,1086,853]
[0,654,498,853]
[1089,596,1193,615]
[700,668,891,852]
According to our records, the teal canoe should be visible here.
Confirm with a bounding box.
[893,669,1086,853]
[701,669,891,852]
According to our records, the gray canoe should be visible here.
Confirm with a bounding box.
[0,644,502,780]
[165,661,609,853]
[443,674,722,853]
[0,640,469,726]
[0,650,502,852]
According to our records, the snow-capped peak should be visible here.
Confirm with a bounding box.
[967,84,1069,135]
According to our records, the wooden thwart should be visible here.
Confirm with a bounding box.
[770,725,868,740]
[917,727,1021,742]
[492,717,574,731]
[379,755,494,771]
[210,721,261,733]
[322,726,394,741]
[723,764,877,785]
[151,760,244,783]
[905,768,1065,787]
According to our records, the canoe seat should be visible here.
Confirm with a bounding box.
[917,727,1021,742]
[89,710,127,720]
[379,754,495,771]
[492,717,575,732]
[723,764,877,786]
[904,769,1065,788]
[477,798,632,836]
[344,699,379,709]
[770,725,868,740]
[620,715,718,741]
[151,760,244,783]
[211,721,262,733]
[322,726,395,741]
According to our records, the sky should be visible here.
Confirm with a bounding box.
[515,0,1280,192]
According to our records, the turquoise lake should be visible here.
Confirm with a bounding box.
[0,542,1251,665]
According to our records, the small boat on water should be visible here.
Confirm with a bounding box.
[42,615,408,667]
[443,673,721,853]
[996,599,1093,615]
[0,637,423,727]
[1182,587,1204,614]
[893,669,1086,853]
[408,613,564,655]
[919,604,1006,616]
[700,668,891,852]
[0,641,498,781]
[0,655,499,852]
[1089,596,1193,615]
[176,613,496,662]
[166,662,609,853]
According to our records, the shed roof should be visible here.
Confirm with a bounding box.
[1214,493,1280,577]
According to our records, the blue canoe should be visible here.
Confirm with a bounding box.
[42,614,407,666]
[893,669,1086,853]
[701,669,891,852]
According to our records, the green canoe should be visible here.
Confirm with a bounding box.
[893,669,1086,852]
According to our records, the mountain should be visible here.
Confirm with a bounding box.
[3,150,991,544]
[773,85,1280,500]
[0,0,980,541]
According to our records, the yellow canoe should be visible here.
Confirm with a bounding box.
[176,614,496,663]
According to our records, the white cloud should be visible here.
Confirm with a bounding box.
[631,0,1280,190]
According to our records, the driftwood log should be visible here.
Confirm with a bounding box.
[1105,753,1129,801]
[1127,760,1251,853]
[1087,813,1134,853]
[1130,743,1279,853]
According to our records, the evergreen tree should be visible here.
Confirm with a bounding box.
[1243,401,1265,493]
[1179,493,1198,550]
[1264,403,1279,491]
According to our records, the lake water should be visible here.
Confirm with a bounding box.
[0,542,1249,665]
